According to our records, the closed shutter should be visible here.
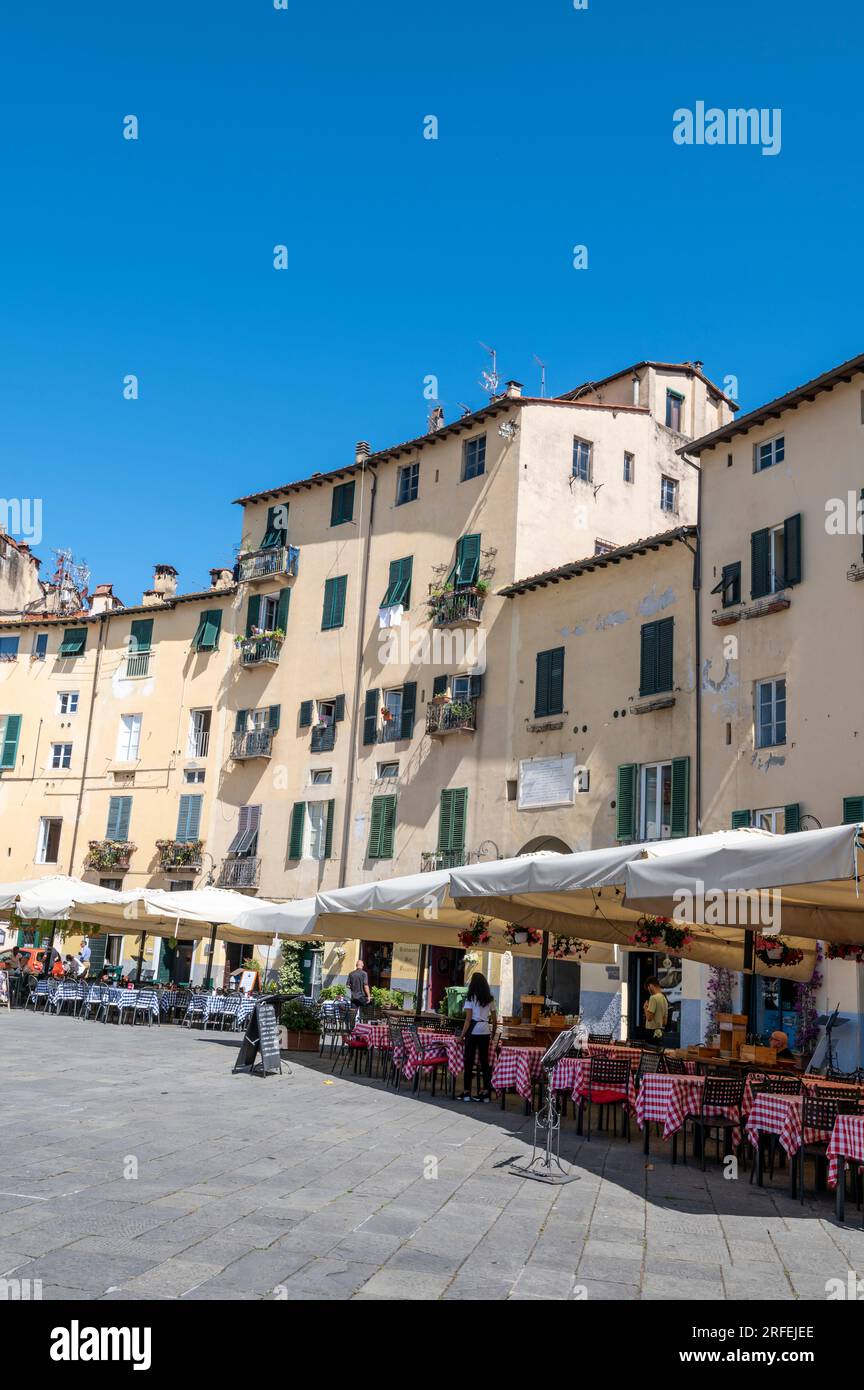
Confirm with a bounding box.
[323,800,335,859]
[176,794,203,842]
[299,700,313,728]
[640,619,673,696]
[455,534,481,587]
[400,681,417,739]
[363,689,379,745]
[106,796,132,841]
[783,514,802,586]
[784,803,800,834]
[87,935,108,975]
[0,714,22,769]
[288,803,305,859]
[616,764,638,841]
[670,757,690,838]
[330,481,355,526]
[275,587,291,632]
[368,795,397,858]
[267,705,281,731]
[432,674,449,696]
[245,594,261,637]
[438,788,468,854]
[322,575,347,629]
[535,648,564,717]
[843,796,864,824]
[130,619,153,653]
[333,695,345,722]
[657,618,674,692]
[750,529,770,599]
[731,809,751,829]
[235,709,249,733]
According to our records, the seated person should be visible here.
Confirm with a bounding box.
[769,1028,795,1060]
[51,956,66,979]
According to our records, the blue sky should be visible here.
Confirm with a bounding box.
[2,0,860,598]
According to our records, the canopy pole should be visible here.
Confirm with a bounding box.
[742,930,756,1035]
[539,932,550,999]
[134,932,147,984]
[39,919,56,977]
[204,923,218,989]
[415,944,428,1017]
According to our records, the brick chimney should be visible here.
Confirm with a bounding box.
[90,583,116,615]
[152,564,178,598]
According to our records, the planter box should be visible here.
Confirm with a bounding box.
[281,1027,320,1052]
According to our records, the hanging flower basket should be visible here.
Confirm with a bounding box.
[754,934,804,968]
[504,924,542,947]
[826,942,864,964]
[551,936,589,960]
[628,916,693,953]
[458,916,491,948]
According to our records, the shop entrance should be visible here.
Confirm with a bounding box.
[627,951,681,1046]
[428,946,465,1011]
[754,974,798,1047]
[160,939,195,985]
[360,941,392,990]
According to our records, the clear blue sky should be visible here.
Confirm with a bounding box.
[2,0,860,599]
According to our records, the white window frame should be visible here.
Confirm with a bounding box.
[259,594,279,630]
[754,434,785,473]
[572,437,592,483]
[36,817,62,864]
[310,768,332,785]
[756,677,786,749]
[753,807,786,834]
[306,802,329,861]
[183,768,206,784]
[660,475,679,514]
[623,451,635,483]
[376,761,399,780]
[396,461,420,505]
[188,708,211,759]
[639,761,673,842]
[769,523,786,593]
[51,742,72,770]
[116,713,142,762]
[58,691,79,715]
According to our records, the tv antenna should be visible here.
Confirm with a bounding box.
[479,342,499,396]
[533,354,547,398]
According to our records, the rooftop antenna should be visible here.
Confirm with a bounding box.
[478,341,499,396]
[457,402,473,417]
[533,354,547,398]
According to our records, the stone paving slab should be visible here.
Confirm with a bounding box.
[2,1011,864,1301]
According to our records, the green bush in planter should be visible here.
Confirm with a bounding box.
[318,984,347,1001]
[281,1000,320,1034]
[370,986,405,1010]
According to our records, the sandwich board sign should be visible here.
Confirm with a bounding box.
[233,997,284,1076]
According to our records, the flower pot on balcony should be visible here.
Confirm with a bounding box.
[432,691,451,706]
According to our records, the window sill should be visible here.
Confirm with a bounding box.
[712,608,741,626]
[527,717,565,732]
[743,594,791,619]
[633,696,676,715]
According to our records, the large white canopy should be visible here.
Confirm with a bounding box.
[0,875,128,920]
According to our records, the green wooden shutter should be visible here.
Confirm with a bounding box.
[0,714,21,770]
[843,796,864,824]
[469,674,483,699]
[670,757,690,838]
[616,764,638,841]
[299,701,313,728]
[130,619,153,653]
[234,709,249,733]
[456,534,481,586]
[195,610,222,651]
[783,514,802,586]
[330,481,355,526]
[245,594,261,637]
[731,809,751,829]
[534,649,564,717]
[59,628,87,656]
[369,795,397,858]
[432,674,449,696]
[363,689,379,745]
[267,705,281,731]
[438,788,468,854]
[176,794,202,842]
[400,682,417,739]
[275,587,291,632]
[657,618,674,692]
[288,802,305,859]
[784,803,800,834]
[322,576,347,629]
[262,503,288,549]
[323,800,335,859]
[640,620,672,696]
[106,796,132,841]
[383,557,413,607]
[333,695,345,721]
[750,529,770,599]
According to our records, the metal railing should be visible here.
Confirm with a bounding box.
[187,730,210,759]
[426,699,477,736]
[238,636,283,667]
[431,589,484,627]
[377,719,402,743]
[217,857,261,888]
[125,651,152,678]
[157,840,203,872]
[420,850,467,872]
[237,545,299,582]
[231,729,274,759]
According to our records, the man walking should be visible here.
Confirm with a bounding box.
[347,957,371,1018]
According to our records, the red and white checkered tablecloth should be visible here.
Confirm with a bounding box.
[636,1073,742,1147]
[351,1022,392,1050]
[550,1056,635,1108]
[400,1031,464,1082]
[587,1043,643,1067]
[742,1073,864,1117]
[745,1092,834,1157]
[827,1113,864,1188]
[491,1046,545,1101]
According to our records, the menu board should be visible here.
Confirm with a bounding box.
[233,993,299,1076]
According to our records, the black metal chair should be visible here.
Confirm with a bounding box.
[587,1032,612,1045]
[675,1075,745,1170]
[794,1093,860,1205]
[400,1022,451,1097]
[635,1050,663,1088]
[659,1053,687,1075]
[763,1073,804,1094]
[575,1057,631,1141]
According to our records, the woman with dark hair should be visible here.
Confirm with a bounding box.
[458,972,497,1102]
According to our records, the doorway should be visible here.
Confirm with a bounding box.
[360,942,392,990]
[428,946,465,1010]
[627,951,681,1045]
[160,939,196,985]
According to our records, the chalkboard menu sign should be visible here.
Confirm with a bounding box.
[233,993,298,1077]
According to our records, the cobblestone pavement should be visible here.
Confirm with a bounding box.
[1,1013,862,1301]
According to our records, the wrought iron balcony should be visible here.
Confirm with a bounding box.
[124,651,152,679]
[217,856,261,889]
[231,729,273,759]
[238,635,283,667]
[426,698,477,737]
[238,545,299,583]
[430,588,485,628]
[420,850,467,872]
[85,840,135,872]
[156,839,203,872]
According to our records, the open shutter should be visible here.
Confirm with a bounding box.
[267,705,281,731]
[363,689,379,745]
[455,534,481,587]
[783,514,802,586]
[176,794,202,842]
[383,557,413,607]
[670,757,690,838]
[275,587,291,632]
[0,715,21,770]
[469,673,483,699]
[333,695,345,722]
[616,764,638,841]
[400,681,417,739]
[245,594,261,638]
[750,529,770,599]
[731,809,751,829]
[261,503,288,549]
[234,709,249,733]
[288,803,305,859]
[323,800,335,859]
[843,796,864,824]
[106,796,132,841]
[130,619,153,653]
[299,701,313,728]
[784,803,800,834]
[432,674,449,697]
[195,610,221,651]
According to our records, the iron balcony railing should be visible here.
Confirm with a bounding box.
[156,839,203,872]
[124,651,152,679]
[377,719,402,743]
[187,731,210,759]
[426,699,477,736]
[231,729,274,759]
[431,589,484,627]
[217,857,261,888]
[237,545,299,583]
[420,850,467,872]
[238,635,283,667]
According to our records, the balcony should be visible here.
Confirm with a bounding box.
[156,839,203,873]
[426,698,477,737]
[238,634,283,668]
[231,729,273,760]
[238,545,299,584]
[85,840,135,872]
[421,850,467,872]
[217,856,261,889]
[429,588,485,628]
[124,651,152,679]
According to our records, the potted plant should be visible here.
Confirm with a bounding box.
[551,935,589,960]
[504,924,542,946]
[754,935,804,968]
[827,942,864,964]
[458,916,492,948]
[281,998,321,1051]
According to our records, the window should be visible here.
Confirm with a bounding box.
[753,807,786,834]
[260,503,288,549]
[99,878,123,891]
[175,794,203,843]
[461,435,486,481]
[58,691,79,715]
[617,758,689,841]
[228,805,261,856]
[380,688,403,742]
[751,516,802,597]
[756,677,786,748]
[116,713,142,762]
[307,803,330,860]
[184,768,205,784]
[368,794,397,858]
[330,480,355,526]
[129,618,153,654]
[572,438,592,483]
[59,628,87,658]
[322,575,347,630]
[288,800,334,860]
[105,796,132,841]
[191,610,222,652]
[169,880,193,892]
[187,709,211,759]
[734,804,800,834]
[0,636,19,661]
[754,434,785,473]
[639,618,674,696]
[534,648,565,718]
[640,762,673,840]
[437,788,468,861]
[450,534,481,588]
[36,817,62,864]
[623,452,635,483]
[381,557,412,609]
[377,761,399,779]
[396,462,419,506]
[660,475,678,513]
[51,743,72,770]
[32,633,48,660]
[712,562,741,608]
[0,714,22,770]
[259,594,279,630]
[311,769,332,785]
[665,390,684,431]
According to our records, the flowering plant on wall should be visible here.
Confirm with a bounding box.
[503,924,543,946]
[794,942,823,1054]
[704,966,735,1043]
[827,942,864,964]
[754,935,804,968]
[457,916,491,948]
[629,916,693,953]
[551,936,588,960]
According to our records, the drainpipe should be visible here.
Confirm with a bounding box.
[679,458,703,837]
[338,464,378,886]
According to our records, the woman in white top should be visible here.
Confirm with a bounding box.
[459,972,497,1102]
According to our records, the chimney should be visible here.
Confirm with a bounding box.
[504,380,523,399]
[427,406,445,434]
[631,374,640,407]
[89,583,115,615]
[355,441,371,466]
[152,564,178,599]
[210,566,233,591]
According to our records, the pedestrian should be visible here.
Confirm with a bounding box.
[78,937,92,977]
[643,976,669,1041]
[458,972,497,1102]
[347,957,371,1017]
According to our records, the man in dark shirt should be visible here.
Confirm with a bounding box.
[347,959,371,1015]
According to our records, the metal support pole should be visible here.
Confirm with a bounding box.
[539,932,550,999]
[204,923,218,989]
[134,932,147,984]
[415,944,428,1016]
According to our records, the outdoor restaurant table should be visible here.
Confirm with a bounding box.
[550,1055,636,1109]
[827,1113,864,1222]
[491,1046,545,1102]
[101,988,160,1021]
[351,1021,391,1050]
[742,1072,864,1115]
[636,1072,742,1156]
[586,1043,643,1066]
[400,1030,464,1083]
[745,1092,837,1187]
